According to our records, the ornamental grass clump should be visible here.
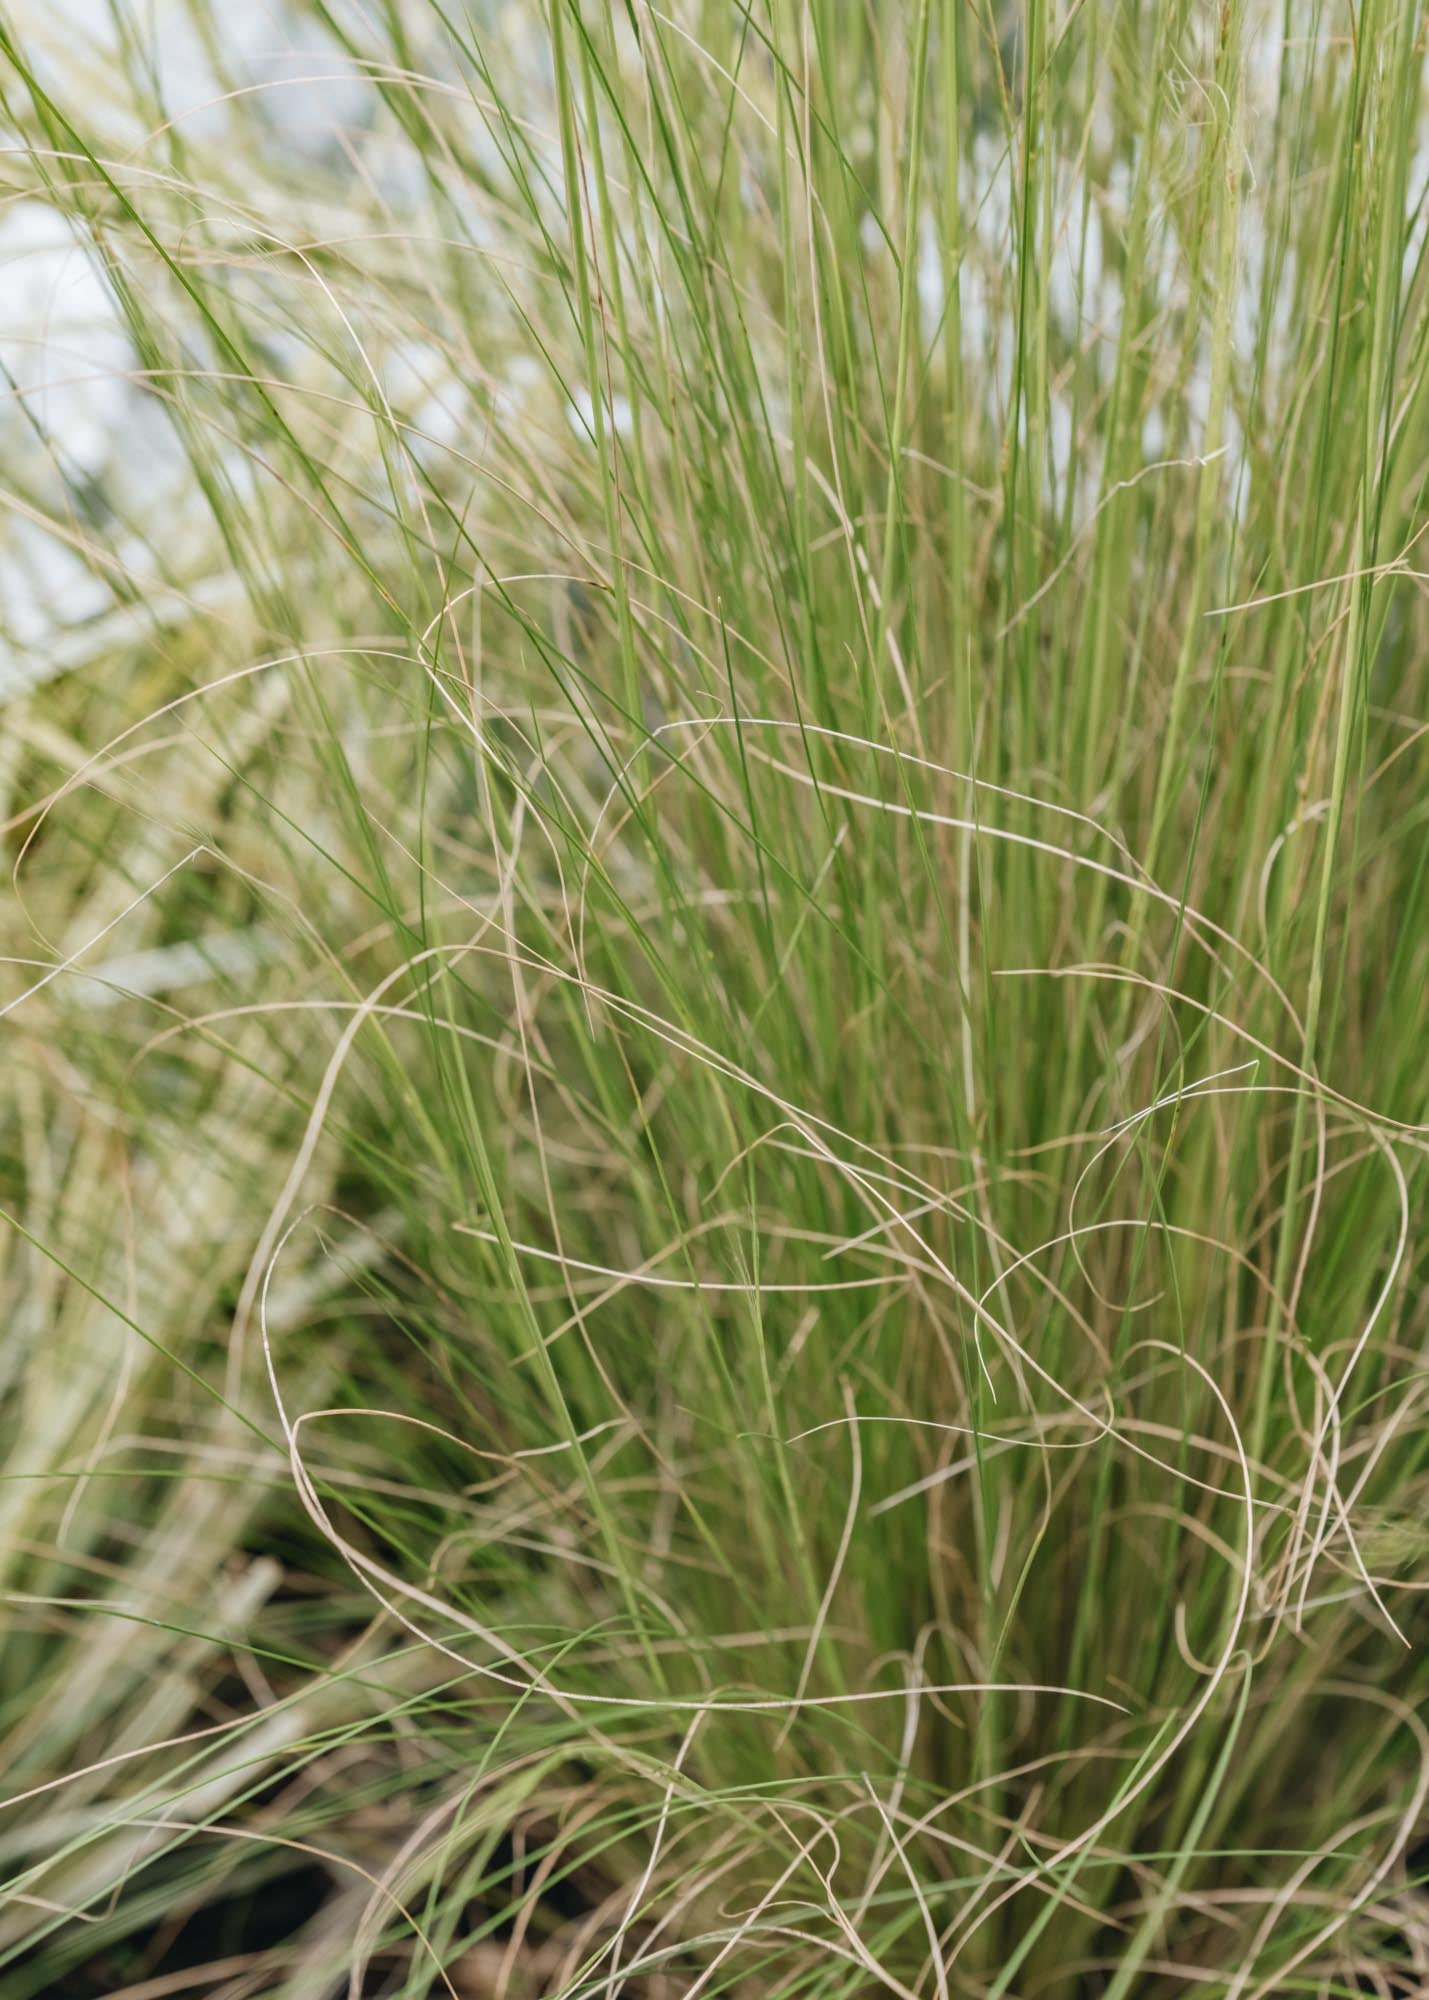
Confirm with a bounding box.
[1,2,1428,1995]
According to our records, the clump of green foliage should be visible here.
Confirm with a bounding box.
[2,1,1428,1995]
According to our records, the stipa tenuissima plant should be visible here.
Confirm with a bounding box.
[1,0,1428,1995]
